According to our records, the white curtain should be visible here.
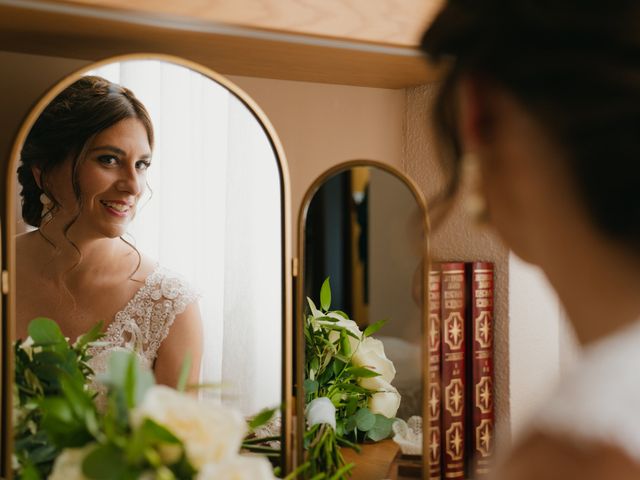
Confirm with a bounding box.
[88,61,282,416]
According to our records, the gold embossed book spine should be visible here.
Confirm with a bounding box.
[428,268,442,480]
[470,261,494,477]
[441,262,466,479]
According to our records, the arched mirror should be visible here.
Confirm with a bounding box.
[2,54,292,477]
[296,161,429,479]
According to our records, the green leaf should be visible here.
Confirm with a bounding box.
[363,319,387,338]
[315,316,339,323]
[366,415,395,442]
[304,379,318,395]
[344,415,357,433]
[339,331,351,356]
[248,407,278,430]
[104,350,154,407]
[176,352,192,392]
[140,418,181,444]
[82,444,127,479]
[332,359,345,377]
[39,398,94,447]
[354,408,376,432]
[345,366,381,378]
[28,317,66,345]
[124,353,137,408]
[74,321,104,350]
[320,277,331,311]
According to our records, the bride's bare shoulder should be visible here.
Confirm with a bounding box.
[15,231,43,270]
[494,430,640,480]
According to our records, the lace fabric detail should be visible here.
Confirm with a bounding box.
[535,319,640,462]
[392,416,423,455]
[87,266,198,377]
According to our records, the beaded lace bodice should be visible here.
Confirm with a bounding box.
[535,319,640,462]
[87,266,198,375]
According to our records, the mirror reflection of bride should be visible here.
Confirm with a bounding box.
[15,75,203,388]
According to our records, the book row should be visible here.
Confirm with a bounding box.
[428,261,495,480]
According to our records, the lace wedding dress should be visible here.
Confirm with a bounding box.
[534,319,640,462]
[87,265,198,376]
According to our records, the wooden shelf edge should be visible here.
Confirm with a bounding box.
[0,3,444,88]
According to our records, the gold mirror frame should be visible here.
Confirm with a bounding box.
[295,159,431,479]
[0,53,294,477]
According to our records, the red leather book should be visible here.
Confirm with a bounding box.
[427,268,442,480]
[470,262,495,477]
[440,262,466,479]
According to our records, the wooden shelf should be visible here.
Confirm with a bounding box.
[0,0,445,88]
[343,439,400,479]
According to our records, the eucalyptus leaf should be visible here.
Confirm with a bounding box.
[344,415,357,433]
[366,415,395,441]
[320,277,331,311]
[354,408,376,432]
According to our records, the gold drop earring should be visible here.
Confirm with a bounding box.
[461,152,490,225]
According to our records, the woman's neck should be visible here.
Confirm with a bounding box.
[543,233,640,346]
[34,223,130,283]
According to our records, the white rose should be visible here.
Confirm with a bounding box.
[197,455,276,480]
[352,337,396,383]
[306,397,336,430]
[360,375,401,418]
[131,385,246,469]
[49,444,96,480]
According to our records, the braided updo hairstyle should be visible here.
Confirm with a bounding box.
[421,0,640,253]
[18,75,154,228]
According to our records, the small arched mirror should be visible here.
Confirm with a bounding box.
[296,161,429,479]
[2,55,292,477]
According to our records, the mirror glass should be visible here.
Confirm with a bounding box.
[12,58,284,469]
[301,165,425,478]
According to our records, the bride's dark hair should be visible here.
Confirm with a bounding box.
[421,0,640,252]
[18,75,154,228]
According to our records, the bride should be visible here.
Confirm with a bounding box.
[421,1,640,478]
[15,75,203,388]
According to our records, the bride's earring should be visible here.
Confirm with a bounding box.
[461,152,489,225]
[40,192,54,222]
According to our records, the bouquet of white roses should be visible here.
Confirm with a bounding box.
[14,318,278,480]
[302,279,401,479]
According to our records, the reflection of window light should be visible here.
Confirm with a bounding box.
[353,191,365,205]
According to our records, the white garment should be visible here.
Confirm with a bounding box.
[87,265,198,375]
[535,319,640,462]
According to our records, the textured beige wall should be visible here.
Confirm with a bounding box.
[403,83,513,442]
[228,75,405,230]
